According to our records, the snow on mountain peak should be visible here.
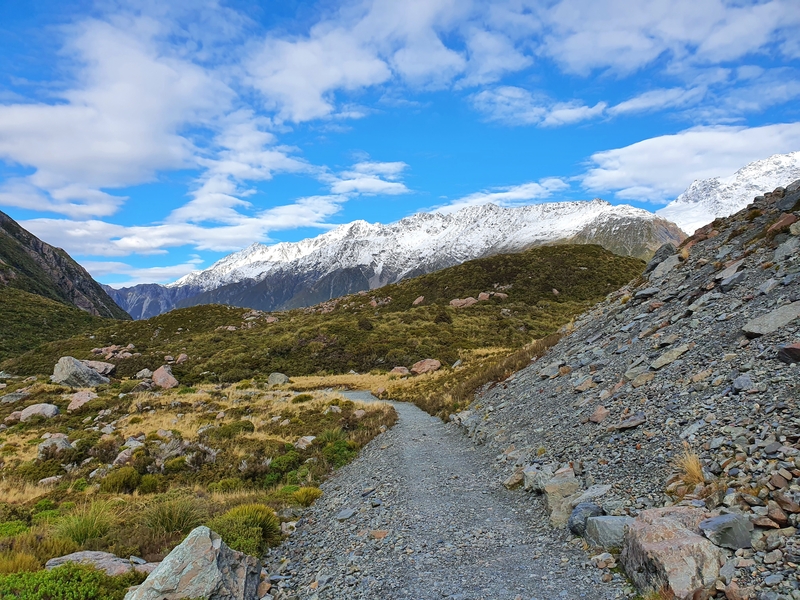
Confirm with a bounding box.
[171,199,664,291]
[657,151,800,235]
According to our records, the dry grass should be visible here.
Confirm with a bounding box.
[673,442,704,486]
[0,479,50,504]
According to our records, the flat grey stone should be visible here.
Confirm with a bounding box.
[335,508,356,521]
[584,516,633,549]
[742,302,800,337]
[698,514,752,549]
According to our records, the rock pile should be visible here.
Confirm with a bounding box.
[453,180,800,598]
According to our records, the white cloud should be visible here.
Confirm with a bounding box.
[436,178,570,213]
[471,86,605,127]
[82,257,204,286]
[581,122,800,203]
[326,160,411,195]
[608,87,707,116]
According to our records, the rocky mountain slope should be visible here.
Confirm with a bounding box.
[107,200,682,319]
[452,179,800,598]
[658,151,800,235]
[0,210,129,320]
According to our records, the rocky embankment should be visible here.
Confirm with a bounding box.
[452,181,800,599]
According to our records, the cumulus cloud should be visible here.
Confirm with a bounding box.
[471,86,606,127]
[580,122,800,203]
[82,257,205,286]
[436,178,570,213]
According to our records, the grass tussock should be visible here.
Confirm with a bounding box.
[674,442,704,486]
[293,487,323,507]
[54,503,115,547]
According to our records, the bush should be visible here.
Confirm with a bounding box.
[137,474,166,494]
[33,499,56,513]
[207,420,255,440]
[0,521,28,539]
[100,467,141,494]
[208,504,281,556]
[31,510,60,526]
[322,440,357,468]
[207,478,244,494]
[316,427,347,445]
[0,562,146,600]
[290,394,313,404]
[293,487,323,507]
[6,532,78,564]
[142,498,204,537]
[162,457,187,474]
[55,503,114,546]
[0,552,39,574]
[269,451,300,475]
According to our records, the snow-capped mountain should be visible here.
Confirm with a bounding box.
[107,199,683,319]
[657,152,800,234]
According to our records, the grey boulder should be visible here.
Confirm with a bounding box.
[568,502,604,537]
[268,372,290,386]
[698,513,753,550]
[124,526,260,600]
[585,516,633,549]
[51,357,109,388]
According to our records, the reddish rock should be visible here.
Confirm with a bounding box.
[450,297,478,308]
[589,406,609,423]
[620,507,719,600]
[152,365,179,389]
[80,360,116,376]
[725,581,755,600]
[766,501,788,526]
[175,354,188,365]
[777,342,800,363]
[773,491,800,513]
[770,472,789,489]
[68,391,97,412]
[410,359,441,375]
[767,212,798,233]
[390,366,410,376]
[493,292,508,299]
[412,296,425,306]
[751,516,780,529]
[477,292,491,301]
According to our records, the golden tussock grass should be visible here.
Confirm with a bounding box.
[0,479,50,504]
[673,442,704,486]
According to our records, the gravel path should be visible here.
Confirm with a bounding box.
[266,395,632,600]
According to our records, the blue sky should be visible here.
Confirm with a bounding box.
[0,0,799,286]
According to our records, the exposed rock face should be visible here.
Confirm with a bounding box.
[51,356,110,388]
[124,526,261,600]
[620,507,720,600]
[0,209,129,319]
[152,365,179,389]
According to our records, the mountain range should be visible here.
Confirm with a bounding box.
[105,199,684,319]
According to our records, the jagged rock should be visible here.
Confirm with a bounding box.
[620,507,719,600]
[123,526,260,600]
[589,405,609,423]
[742,301,800,337]
[585,516,633,549]
[568,502,603,536]
[335,508,356,521]
[774,236,800,261]
[51,356,110,388]
[68,390,97,412]
[268,372,290,386]
[38,436,73,459]
[719,270,746,292]
[449,297,478,308]
[715,258,745,281]
[1,391,28,404]
[503,469,524,489]
[80,360,116,376]
[698,514,753,549]
[570,484,613,507]
[608,412,645,430]
[645,243,677,274]
[544,469,581,527]
[634,287,660,299]
[135,368,154,380]
[113,448,134,466]
[175,353,188,364]
[651,254,681,279]
[523,464,554,492]
[410,359,441,375]
[152,365,179,389]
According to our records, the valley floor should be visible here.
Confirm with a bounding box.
[266,395,632,600]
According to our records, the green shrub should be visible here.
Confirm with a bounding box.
[0,552,39,574]
[142,498,204,537]
[322,439,357,468]
[269,451,300,474]
[100,467,141,494]
[208,420,256,440]
[137,474,166,494]
[8,532,77,564]
[71,478,89,492]
[316,427,347,445]
[0,521,28,539]
[290,394,313,404]
[293,487,323,507]
[0,562,145,600]
[33,499,56,513]
[163,457,187,474]
[31,510,60,526]
[208,504,280,556]
[177,387,196,395]
[55,503,113,546]
[207,478,244,494]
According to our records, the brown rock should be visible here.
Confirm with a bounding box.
[152,365,179,389]
[574,378,597,392]
[608,412,646,430]
[494,292,508,299]
[410,359,441,375]
[620,507,719,600]
[67,391,97,412]
[503,469,524,489]
[725,581,755,600]
[449,297,478,308]
[544,473,581,527]
[773,491,800,513]
[777,342,800,363]
[370,530,388,540]
[175,354,188,365]
[770,472,788,489]
[589,406,609,423]
[389,366,410,376]
[80,360,116,376]
[766,501,788,526]
[478,292,491,301]
[751,516,779,529]
[631,372,654,388]
[412,296,425,306]
[767,212,798,233]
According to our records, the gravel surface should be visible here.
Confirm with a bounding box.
[266,394,631,600]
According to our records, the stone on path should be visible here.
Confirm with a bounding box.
[51,356,109,388]
[620,507,719,600]
[335,508,356,521]
[589,405,609,423]
[152,365,179,389]
[544,469,581,527]
[124,526,260,600]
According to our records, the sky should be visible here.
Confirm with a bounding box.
[0,1,799,287]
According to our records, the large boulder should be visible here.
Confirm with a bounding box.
[152,365,179,390]
[46,551,157,576]
[585,516,633,549]
[15,403,60,422]
[410,359,441,375]
[124,526,261,600]
[51,357,110,388]
[80,360,116,376]
[543,468,581,527]
[568,502,604,536]
[620,507,720,600]
[268,372,290,386]
[38,436,73,459]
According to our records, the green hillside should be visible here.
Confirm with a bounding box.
[0,288,109,362]
[1,245,644,380]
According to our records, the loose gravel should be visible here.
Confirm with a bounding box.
[266,394,631,600]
